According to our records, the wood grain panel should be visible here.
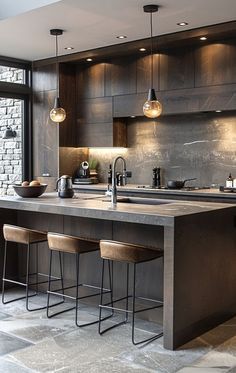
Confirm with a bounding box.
[136,54,159,93]
[195,42,236,87]
[105,57,136,96]
[78,97,112,124]
[33,90,59,178]
[76,63,105,99]
[32,64,56,92]
[77,122,113,147]
[160,49,194,90]
[59,63,77,147]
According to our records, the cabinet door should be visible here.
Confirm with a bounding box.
[195,42,236,87]
[160,49,194,90]
[105,57,136,96]
[77,63,105,99]
[77,97,113,147]
[136,54,159,93]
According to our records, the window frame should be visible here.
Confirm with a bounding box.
[0,57,32,182]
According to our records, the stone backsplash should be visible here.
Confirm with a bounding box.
[89,112,236,187]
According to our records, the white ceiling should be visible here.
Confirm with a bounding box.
[0,0,236,61]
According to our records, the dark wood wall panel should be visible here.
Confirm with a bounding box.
[105,57,136,96]
[32,64,56,92]
[78,97,112,124]
[77,122,113,147]
[136,54,159,93]
[160,49,194,90]
[76,63,105,99]
[33,90,59,177]
[59,64,77,147]
[195,42,236,87]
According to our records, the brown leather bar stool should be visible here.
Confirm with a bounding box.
[2,224,63,311]
[47,232,112,327]
[99,240,164,345]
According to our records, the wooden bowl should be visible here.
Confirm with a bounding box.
[13,184,47,198]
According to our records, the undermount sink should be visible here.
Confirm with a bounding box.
[102,197,172,205]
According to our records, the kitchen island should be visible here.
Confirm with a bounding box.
[0,192,235,350]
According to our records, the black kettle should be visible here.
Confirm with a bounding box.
[56,175,74,198]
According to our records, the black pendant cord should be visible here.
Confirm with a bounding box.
[150,11,153,89]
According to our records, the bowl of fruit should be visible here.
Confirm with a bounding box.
[13,180,47,198]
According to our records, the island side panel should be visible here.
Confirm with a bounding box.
[165,206,236,350]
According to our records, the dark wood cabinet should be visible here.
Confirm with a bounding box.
[160,49,194,90]
[77,63,105,99]
[105,57,136,96]
[136,54,159,93]
[195,42,236,87]
[77,97,126,147]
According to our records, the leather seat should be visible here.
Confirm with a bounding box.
[3,224,47,245]
[100,240,163,263]
[47,232,99,254]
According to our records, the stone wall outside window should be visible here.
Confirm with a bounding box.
[0,67,23,195]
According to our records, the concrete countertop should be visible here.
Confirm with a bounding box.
[0,192,234,227]
[72,183,236,201]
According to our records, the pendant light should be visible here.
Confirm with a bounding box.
[143,4,162,118]
[49,29,66,123]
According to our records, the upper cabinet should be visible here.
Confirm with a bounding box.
[195,42,236,87]
[160,48,194,90]
[32,38,236,151]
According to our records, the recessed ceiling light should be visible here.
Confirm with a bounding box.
[215,110,222,113]
[116,35,127,39]
[86,58,93,62]
[130,115,136,118]
[139,48,146,52]
[177,22,188,26]
[64,47,74,50]
[200,36,207,41]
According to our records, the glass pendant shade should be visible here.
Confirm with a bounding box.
[50,97,66,123]
[143,88,162,118]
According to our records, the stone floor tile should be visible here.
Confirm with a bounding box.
[177,368,228,373]
[0,331,32,357]
[0,357,35,372]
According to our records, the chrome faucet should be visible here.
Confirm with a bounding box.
[111,156,127,206]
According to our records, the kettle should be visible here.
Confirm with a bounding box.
[56,175,74,198]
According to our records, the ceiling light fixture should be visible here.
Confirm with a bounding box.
[49,29,66,124]
[177,22,188,26]
[200,36,207,41]
[143,4,162,119]
[65,46,74,50]
[116,35,127,39]
[215,110,222,113]
[86,58,93,62]
[139,48,146,52]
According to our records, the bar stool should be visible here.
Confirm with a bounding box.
[2,224,63,311]
[98,240,164,345]
[47,232,112,327]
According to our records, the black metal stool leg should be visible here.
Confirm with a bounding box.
[59,251,65,301]
[98,258,105,334]
[25,243,31,311]
[46,250,53,317]
[2,241,8,304]
[131,263,136,345]
[125,263,129,322]
[36,243,39,294]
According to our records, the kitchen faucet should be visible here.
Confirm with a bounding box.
[111,156,127,206]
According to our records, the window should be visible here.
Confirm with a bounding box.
[0,65,25,84]
[0,59,31,195]
[0,97,23,195]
